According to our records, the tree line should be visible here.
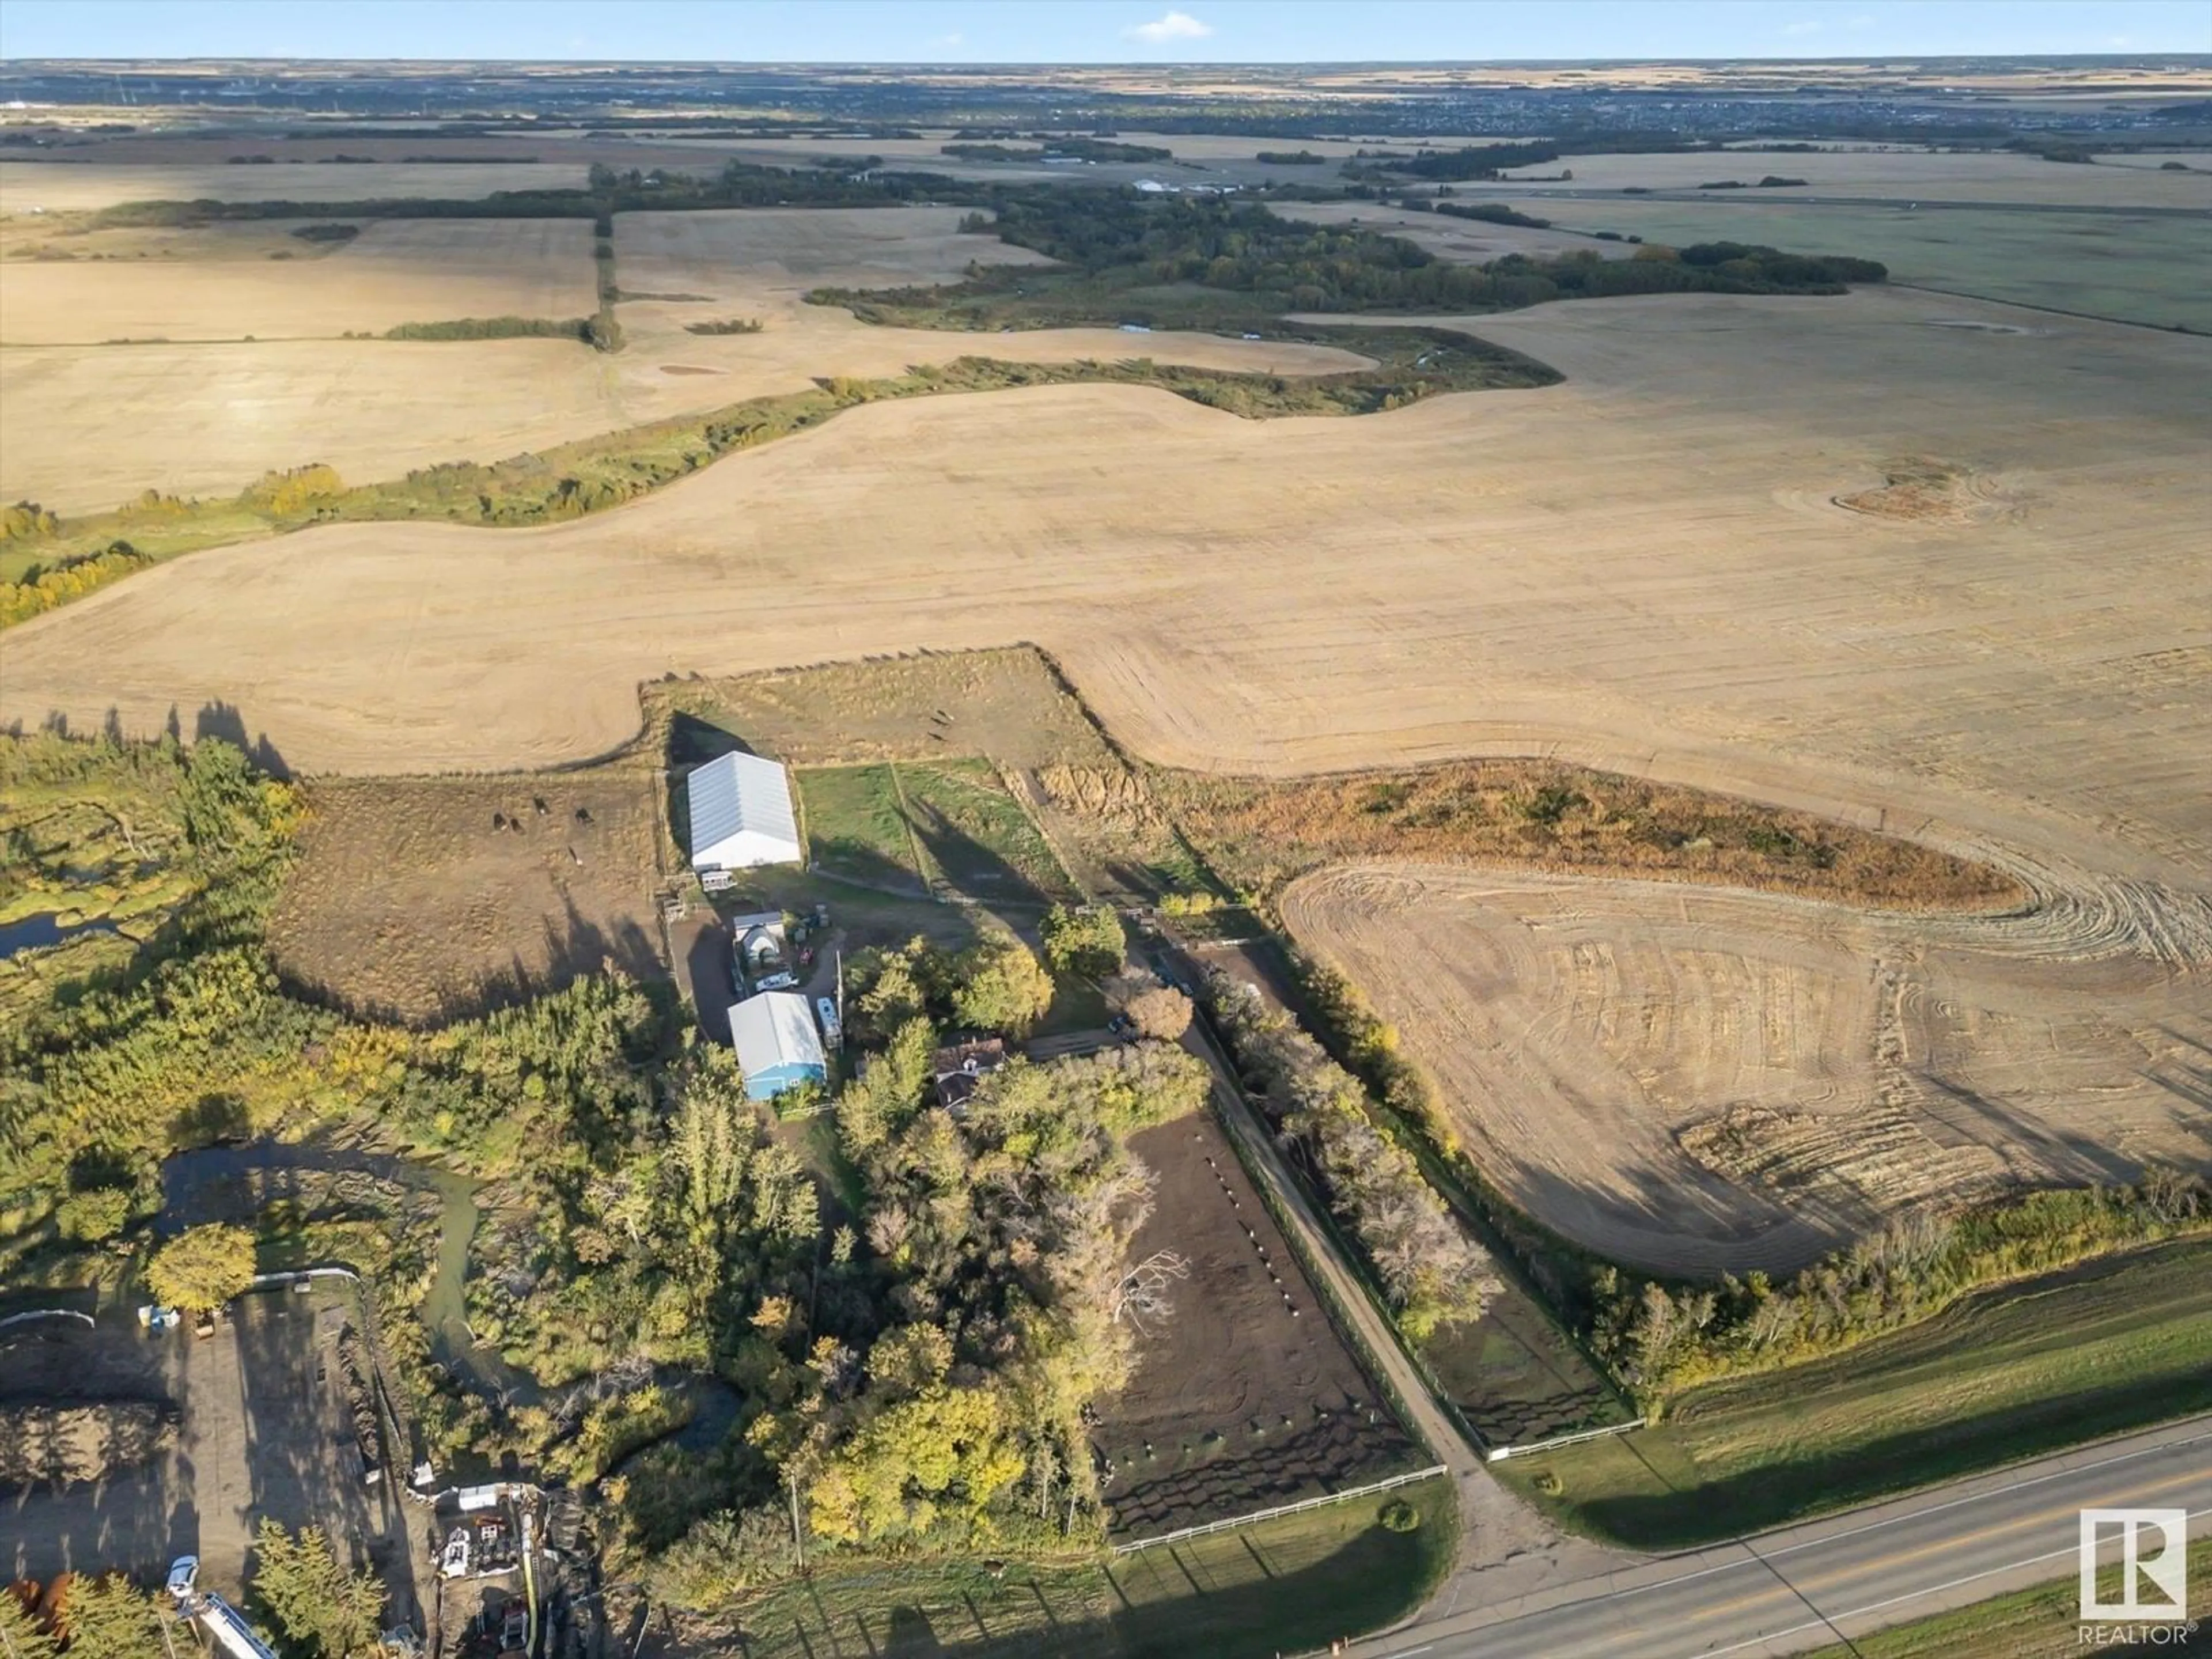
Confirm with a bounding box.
[1204,972,1490,1342]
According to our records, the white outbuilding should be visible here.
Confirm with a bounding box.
[685,752,802,873]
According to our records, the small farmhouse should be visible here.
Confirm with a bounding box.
[729,991,828,1101]
[686,752,802,873]
[932,1037,1007,1112]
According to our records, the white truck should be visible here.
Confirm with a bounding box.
[167,1558,282,1659]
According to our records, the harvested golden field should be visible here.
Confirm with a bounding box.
[0,206,1368,512]
[0,336,627,514]
[264,767,666,1023]
[9,283,2200,883]
[1279,862,2210,1276]
[1489,147,2212,207]
[0,217,597,344]
[0,158,595,213]
[609,207,1370,399]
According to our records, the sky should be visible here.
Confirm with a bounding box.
[3,1,2208,64]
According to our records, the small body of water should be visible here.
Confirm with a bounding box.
[161,1141,533,1402]
[0,911,118,960]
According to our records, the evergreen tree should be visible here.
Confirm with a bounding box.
[249,1521,381,1658]
[55,1574,163,1659]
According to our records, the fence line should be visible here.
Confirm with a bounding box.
[1486,1416,1648,1462]
[1111,1463,1448,1555]
[0,1308,95,1331]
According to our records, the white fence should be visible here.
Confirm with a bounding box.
[1485,1417,1647,1462]
[1111,1463,1448,1555]
[0,1308,94,1331]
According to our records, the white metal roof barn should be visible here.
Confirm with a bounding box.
[728,990,828,1100]
[685,751,802,872]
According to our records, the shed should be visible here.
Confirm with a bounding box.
[686,752,802,872]
[729,991,828,1101]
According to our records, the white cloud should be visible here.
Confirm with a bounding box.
[1128,11,1214,43]
[933,31,965,47]
[1781,20,1824,37]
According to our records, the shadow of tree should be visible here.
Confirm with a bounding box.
[193,701,291,780]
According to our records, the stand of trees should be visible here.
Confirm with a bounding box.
[647,932,1211,1603]
[846,189,1884,322]
[1589,1172,2211,1407]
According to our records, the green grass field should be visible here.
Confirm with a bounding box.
[796,764,927,893]
[1421,1297,1631,1448]
[1551,200,2212,331]
[721,1474,1457,1657]
[797,759,1077,906]
[1799,1536,2210,1658]
[1495,1236,2212,1548]
[899,758,1081,903]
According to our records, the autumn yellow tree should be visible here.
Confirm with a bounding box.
[146,1223,256,1312]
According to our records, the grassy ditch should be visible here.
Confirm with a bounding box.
[709,1472,1458,1658]
[1491,1234,2212,1548]
[1797,1535,2210,1659]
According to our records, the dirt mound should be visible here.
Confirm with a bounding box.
[0,1402,176,1487]
[1833,456,2021,525]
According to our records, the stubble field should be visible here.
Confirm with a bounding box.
[608,206,1369,398]
[1488,146,2212,207]
[0,204,1368,512]
[1280,863,2209,1275]
[0,217,598,344]
[0,157,594,212]
[10,285,2202,878]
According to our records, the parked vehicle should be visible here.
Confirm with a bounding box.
[816,996,842,1047]
[438,1527,471,1578]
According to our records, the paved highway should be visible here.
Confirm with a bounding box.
[1354,1415,2211,1658]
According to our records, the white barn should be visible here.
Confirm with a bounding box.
[686,752,802,873]
[728,991,828,1101]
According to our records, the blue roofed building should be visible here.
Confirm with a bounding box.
[728,990,828,1102]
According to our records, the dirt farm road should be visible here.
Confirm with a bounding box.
[1167,965,1614,1594]
[1352,1412,2212,1659]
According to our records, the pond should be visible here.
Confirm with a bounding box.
[0,911,118,959]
